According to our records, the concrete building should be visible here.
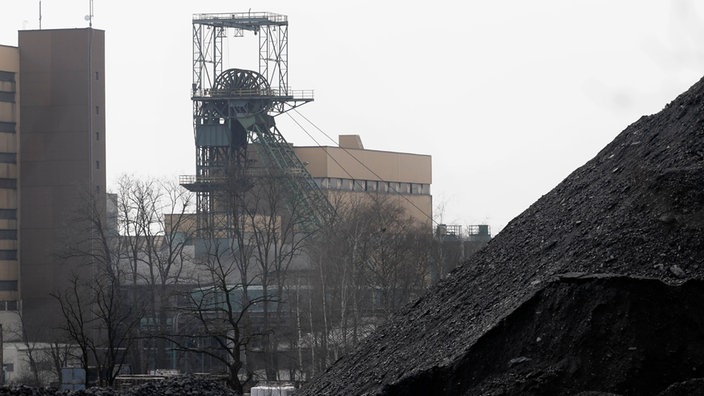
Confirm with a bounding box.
[294,134,432,227]
[0,45,20,322]
[0,28,106,334]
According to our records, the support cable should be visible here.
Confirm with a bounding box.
[286,110,437,227]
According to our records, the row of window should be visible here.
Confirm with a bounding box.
[0,208,17,241]
[0,300,17,311]
[0,185,17,295]
[0,122,14,133]
[0,152,15,163]
[0,250,16,260]
[0,64,16,144]
[0,179,15,189]
[0,92,13,103]
[0,280,16,291]
[0,209,15,219]
[314,178,430,195]
[0,72,15,104]
[0,230,16,239]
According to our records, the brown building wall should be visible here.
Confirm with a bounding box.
[18,29,106,331]
[294,146,432,184]
[294,136,433,228]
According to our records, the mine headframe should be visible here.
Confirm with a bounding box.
[182,12,334,236]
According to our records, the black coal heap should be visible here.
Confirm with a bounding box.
[299,76,704,396]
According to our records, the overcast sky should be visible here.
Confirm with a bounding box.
[2,1,704,235]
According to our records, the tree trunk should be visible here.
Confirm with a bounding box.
[227,362,244,394]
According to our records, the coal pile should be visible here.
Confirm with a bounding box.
[119,375,238,396]
[299,76,704,396]
[0,376,239,396]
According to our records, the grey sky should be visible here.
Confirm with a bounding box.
[2,1,704,234]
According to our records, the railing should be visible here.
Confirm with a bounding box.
[179,175,226,185]
[193,87,313,101]
[179,168,290,186]
[192,12,288,25]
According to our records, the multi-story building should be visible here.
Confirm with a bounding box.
[0,28,106,335]
[0,45,20,324]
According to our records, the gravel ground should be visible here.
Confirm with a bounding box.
[299,76,704,396]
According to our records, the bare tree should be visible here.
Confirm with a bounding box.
[358,197,431,318]
[304,194,432,374]
[9,313,42,385]
[168,237,260,393]
[113,175,196,372]
[44,340,73,386]
[52,193,143,386]
[5,316,71,386]
[52,272,142,387]
[164,169,317,389]
[243,174,311,380]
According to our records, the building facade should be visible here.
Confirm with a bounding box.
[0,28,106,334]
[0,45,20,322]
[294,134,432,228]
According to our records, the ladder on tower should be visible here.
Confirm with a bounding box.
[249,117,336,231]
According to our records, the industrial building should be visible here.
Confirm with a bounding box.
[0,13,488,386]
[0,28,106,335]
[295,134,432,227]
[181,13,432,238]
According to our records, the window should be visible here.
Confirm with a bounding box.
[95,71,100,80]
[0,122,15,133]
[353,180,365,192]
[0,153,15,163]
[96,131,100,140]
[341,179,353,191]
[0,92,14,103]
[0,230,17,240]
[0,179,17,189]
[96,106,100,115]
[0,280,17,291]
[0,209,16,219]
[366,180,378,192]
[0,71,14,82]
[0,300,16,311]
[0,71,15,102]
[96,160,100,169]
[0,250,16,260]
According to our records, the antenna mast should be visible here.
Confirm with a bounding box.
[87,0,94,27]
[39,1,42,29]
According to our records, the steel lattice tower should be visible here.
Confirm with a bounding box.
[181,12,333,237]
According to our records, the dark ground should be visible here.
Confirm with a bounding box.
[298,75,704,396]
